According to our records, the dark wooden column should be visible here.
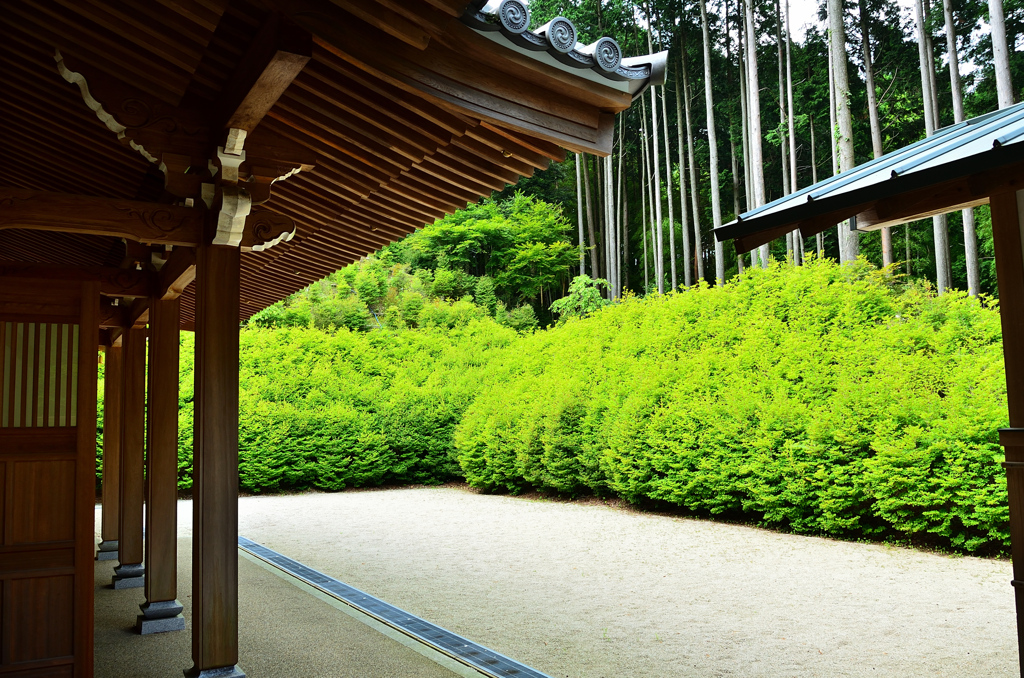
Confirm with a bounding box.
[138,296,186,633]
[113,326,146,588]
[97,344,123,560]
[187,242,244,677]
[991,188,1024,678]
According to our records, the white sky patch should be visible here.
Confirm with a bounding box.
[785,0,992,81]
[787,0,920,42]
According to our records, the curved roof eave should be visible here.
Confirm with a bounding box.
[461,1,668,102]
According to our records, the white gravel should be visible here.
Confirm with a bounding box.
[176,486,1017,678]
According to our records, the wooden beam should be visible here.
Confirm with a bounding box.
[128,298,151,327]
[215,14,312,133]
[323,0,433,49]
[0,262,154,298]
[990,190,1024,678]
[99,299,129,329]
[0,189,203,246]
[190,240,243,675]
[158,247,197,299]
[140,295,185,632]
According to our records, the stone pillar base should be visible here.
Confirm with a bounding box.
[183,665,246,678]
[112,563,145,589]
[137,599,185,634]
[96,540,119,561]
[137,613,185,634]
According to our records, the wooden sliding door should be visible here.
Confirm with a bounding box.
[0,278,99,677]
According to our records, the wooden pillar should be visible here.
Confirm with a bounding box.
[990,188,1024,678]
[187,243,244,677]
[138,296,185,633]
[97,344,123,560]
[113,326,146,588]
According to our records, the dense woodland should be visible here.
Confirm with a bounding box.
[516,0,1023,297]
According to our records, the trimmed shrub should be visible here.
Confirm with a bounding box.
[455,258,1010,553]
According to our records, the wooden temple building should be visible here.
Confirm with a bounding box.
[715,100,1024,677]
[0,1,665,676]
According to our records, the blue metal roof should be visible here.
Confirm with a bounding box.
[714,101,1024,251]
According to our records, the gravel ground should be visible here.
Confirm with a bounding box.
[175,486,1016,678]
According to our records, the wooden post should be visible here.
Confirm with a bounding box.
[187,242,244,677]
[97,344,123,560]
[990,188,1024,678]
[138,296,185,633]
[113,326,146,588]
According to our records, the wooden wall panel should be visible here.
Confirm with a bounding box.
[4,667,74,678]
[0,277,94,677]
[8,575,74,663]
[1,323,78,429]
[11,461,75,544]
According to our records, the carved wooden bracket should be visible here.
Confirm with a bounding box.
[214,185,252,246]
[53,43,316,231]
[242,210,296,252]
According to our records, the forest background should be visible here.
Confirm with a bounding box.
[96,0,1023,555]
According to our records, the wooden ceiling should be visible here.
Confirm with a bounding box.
[0,0,648,327]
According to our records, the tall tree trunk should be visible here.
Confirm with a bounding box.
[617,114,626,298]
[645,16,665,293]
[582,155,599,280]
[650,84,664,293]
[604,153,615,299]
[775,0,792,262]
[641,120,650,292]
[829,0,859,262]
[575,154,586,275]
[923,1,942,128]
[681,43,705,282]
[944,0,980,296]
[859,0,892,267]
[675,70,693,287]
[914,0,952,293]
[776,0,789,198]
[744,0,769,267]
[661,83,677,291]
[701,0,726,285]
[785,0,801,264]
[738,0,751,214]
[990,0,1015,108]
[641,91,659,290]
[810,113,824,256]
[827,36,843,261]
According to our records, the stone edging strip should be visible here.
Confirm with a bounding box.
[238,536,553,678]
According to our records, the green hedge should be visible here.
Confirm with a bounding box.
[174,318,516,493]
[453,259,1010,553]
[97,258,1011,554]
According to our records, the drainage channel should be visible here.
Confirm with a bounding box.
[237,536,553,678]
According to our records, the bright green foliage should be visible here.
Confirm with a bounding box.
[393,192,579,310]
[454,258,1010,553]
[474,276,499,316]
[550,275,611,323]
[502,305,539,333]
[170,320,518,494]
[249,194,580,334]
[98,258,1010,554]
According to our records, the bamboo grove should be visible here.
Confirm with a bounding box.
[533,0,1023,297]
